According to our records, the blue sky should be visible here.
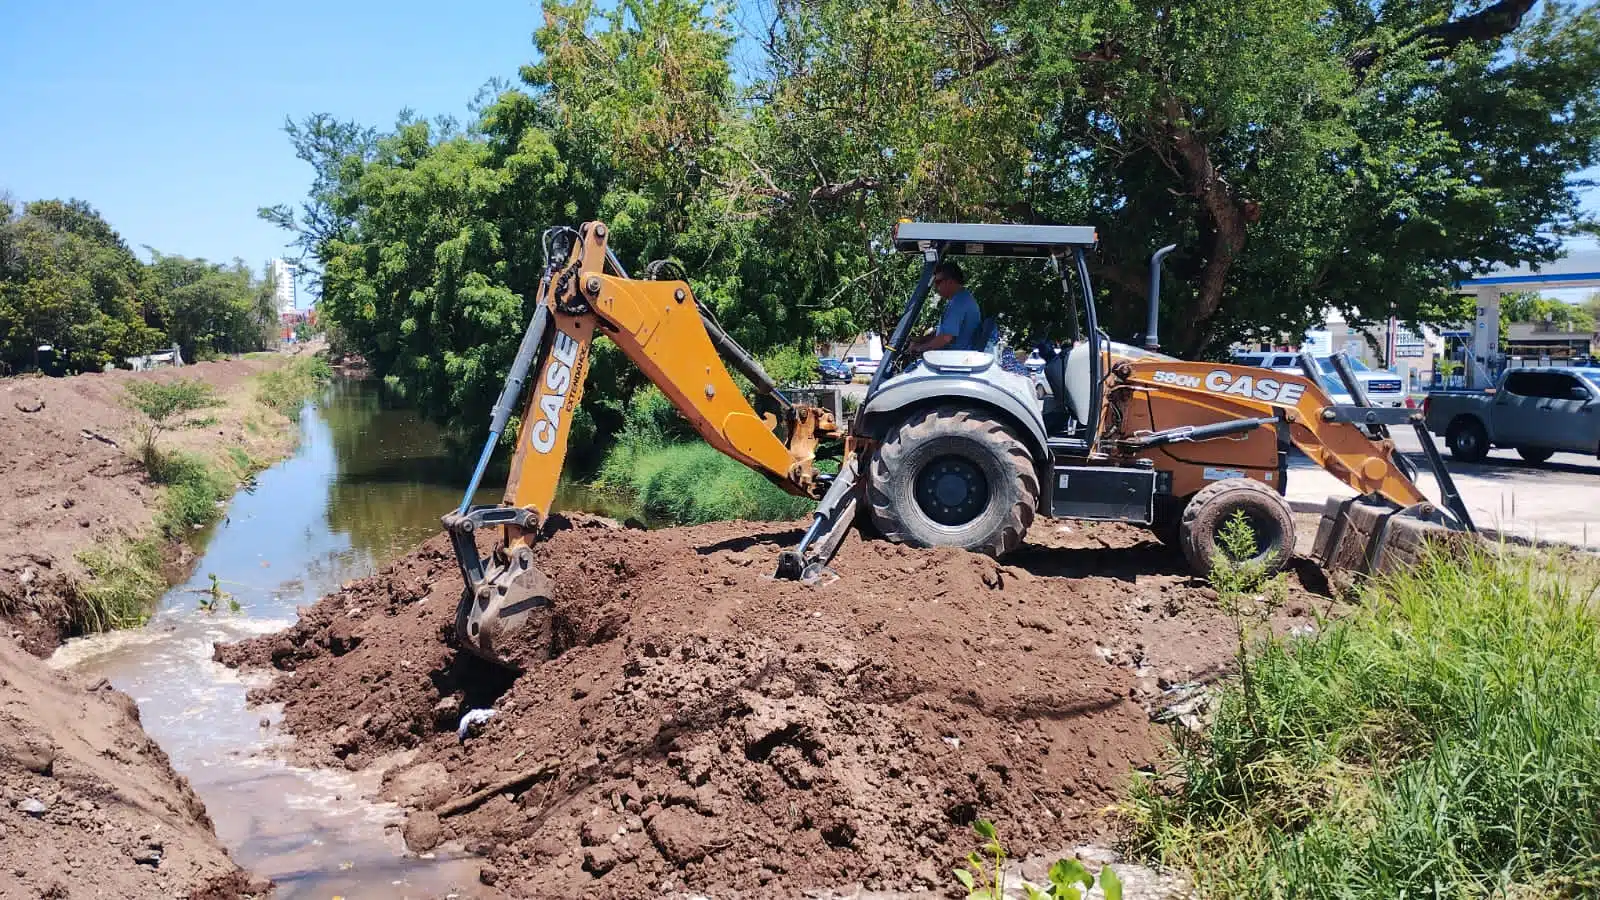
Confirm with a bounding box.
[2,0,1596,307]
[1,0,539,275]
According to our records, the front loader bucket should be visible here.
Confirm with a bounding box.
[1311,497,1475,579]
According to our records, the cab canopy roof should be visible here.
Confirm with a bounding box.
[891,222,1098,257]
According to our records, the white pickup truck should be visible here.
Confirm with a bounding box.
[1231,352,1407,407]
[1424,367,1600,462]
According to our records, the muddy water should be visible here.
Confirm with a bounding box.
[51,378,508,898]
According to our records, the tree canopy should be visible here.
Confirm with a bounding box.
[267,0,1600,430]
[0,197,282,374]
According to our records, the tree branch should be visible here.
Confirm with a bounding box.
[1350,0,1537,73]
[809,176,881,203]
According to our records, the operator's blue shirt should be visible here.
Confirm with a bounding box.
[937,288,983,351]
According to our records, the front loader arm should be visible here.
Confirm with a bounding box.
[445,221,837,666]
[1115,360,1437,512]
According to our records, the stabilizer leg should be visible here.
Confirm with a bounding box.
[776,456,861,583]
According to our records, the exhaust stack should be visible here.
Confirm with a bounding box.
[1145,244,1178,351]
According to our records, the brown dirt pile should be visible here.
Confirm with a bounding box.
[0,359,291,653]
[220,515,1327,898]
[0,638,264,899]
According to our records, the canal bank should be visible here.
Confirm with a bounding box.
[0,355,317,900]
[49,377,505,897]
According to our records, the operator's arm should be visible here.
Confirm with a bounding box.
[909,332,956,354]
[909,296,966,354]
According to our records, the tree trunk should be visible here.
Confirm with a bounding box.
[1163,99,1249,351]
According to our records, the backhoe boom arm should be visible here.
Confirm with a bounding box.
[444,221,837,665]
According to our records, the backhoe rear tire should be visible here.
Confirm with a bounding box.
[866,406,1038,557]
[1178,479,1295,577]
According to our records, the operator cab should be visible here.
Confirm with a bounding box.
[882,221,1107,451]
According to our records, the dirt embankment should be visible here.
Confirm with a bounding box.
[219,515,1329,898]
[0,359,293,653]
[0,357,302,899]
[0,638,268,899]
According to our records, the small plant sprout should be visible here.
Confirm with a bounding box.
[197,572,235,614]
[1209,510,1288,728]
[953,820,1122,900]
[955,819,1007,899]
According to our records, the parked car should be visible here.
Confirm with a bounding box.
[817,357,852,383]
[1231,352,1406,407]
[1424,367,1600,462]
[842,355,879,377]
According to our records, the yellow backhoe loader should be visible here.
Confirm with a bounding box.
[443,221,1474,666]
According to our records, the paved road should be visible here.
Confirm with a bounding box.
[1287,428,1600,550]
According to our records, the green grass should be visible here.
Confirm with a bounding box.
[144,448,241,539]
[73,539,165,632]
[253,355,333,420]
[588,384,816,525]
[1125,547,1600,898]
[598,439,815,525]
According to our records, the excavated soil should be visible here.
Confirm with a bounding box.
[0,360,291,654]
[0,638,267,899]
[219,515,1330,898]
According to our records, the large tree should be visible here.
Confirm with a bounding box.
[271,0,1600,430]
[737,0,1600,354]
[0,199,164,373]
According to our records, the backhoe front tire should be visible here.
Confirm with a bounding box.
[866,406,1038,557]
[1178,479,1295,577]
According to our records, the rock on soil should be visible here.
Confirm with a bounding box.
[0,360,289,653]
[0,638,263,899]
[218,514,1326,899]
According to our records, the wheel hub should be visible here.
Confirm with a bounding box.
[914,455,989,527]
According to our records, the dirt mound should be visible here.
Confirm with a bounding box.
[219,515,1325,898]
[0,360,288,653]
[0,638,263,899]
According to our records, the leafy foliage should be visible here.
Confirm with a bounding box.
[253,355,333,420]
[1127,546,1600,897]
[144,252,281,362]
[268,0,1600,430]
[0,199,164,374]
[954,819,1123,900]
[123,378,220,466]
[0,198,279,374]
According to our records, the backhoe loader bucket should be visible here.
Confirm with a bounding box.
[1304,351,1477,579]
[1310,497,1473,579]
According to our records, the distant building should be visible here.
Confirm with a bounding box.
[270,259,297,315]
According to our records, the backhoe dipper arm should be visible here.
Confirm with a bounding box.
[444,221,837,666]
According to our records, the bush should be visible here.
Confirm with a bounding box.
[254,355,333,419]
[759,345,820,387]
[598,437,814,525]
[147,450,233,538]
[1125,547,1600,897]
[123,378,219,465]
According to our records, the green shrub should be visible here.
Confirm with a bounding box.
[759,345,819,387]
[147,450,232,538]
[1126,547,1600,897]
[73,539,164,632]
[254,355,333,419]
[598,437,814,525]
[123,378,219,466]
